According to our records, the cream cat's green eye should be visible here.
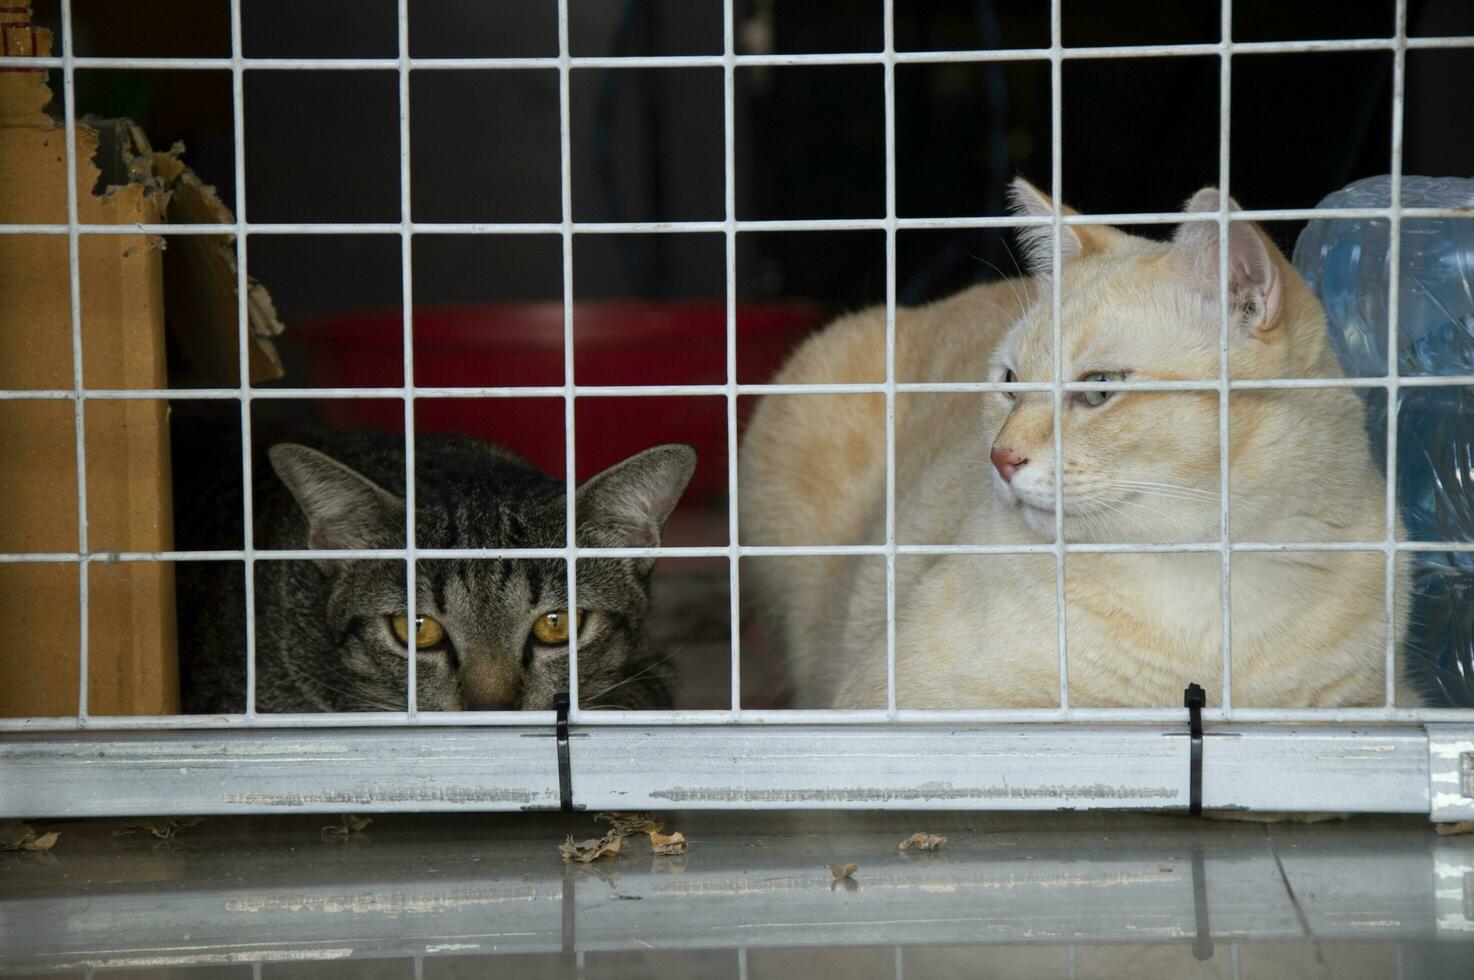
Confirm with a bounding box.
[1001,367,1018,399]
[390,613,445,649]
[531,609,583,646]
[1078,370,1127,407]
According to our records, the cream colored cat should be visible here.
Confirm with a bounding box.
[740,179,1407,709]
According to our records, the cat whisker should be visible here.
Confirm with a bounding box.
[1089,481,1210,495]
[580,639,692,705]
[998,237,1028,284]
[975,244,1031,313]
[1111,490,1219,505]
[1100,480,1220,499]
[1089,507,1154,541]
[1073,504,1158,544]
[961,252,1029,317]
[1073,494,1175,543]
[317,675,403,710]
[1107,495,1174,522]
[309,665,411,711]
[308,676,403,712]
[1086,484,1218,506]
[1119,491,1215,506]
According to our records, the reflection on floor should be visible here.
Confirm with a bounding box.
[2,810,1471,978]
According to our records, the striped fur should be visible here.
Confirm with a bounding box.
[177,428,694,714]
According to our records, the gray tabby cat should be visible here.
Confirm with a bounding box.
[177,429,696,713]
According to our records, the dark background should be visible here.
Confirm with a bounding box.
[31,0,1474,328]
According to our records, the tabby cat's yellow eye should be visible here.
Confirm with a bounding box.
[391,613,445,649]
[531,609,581,645]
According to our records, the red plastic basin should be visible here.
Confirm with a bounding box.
[292,300,826,504]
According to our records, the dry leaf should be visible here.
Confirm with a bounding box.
[596,812,663,838]
[580,814,687,860]
[560,831,623,863]
[1436,820,1474,836]
[321,814,373,840]
[0,821,59,852]
[899,832,947,852]
[649,830,688,855]
[115,817,203,840]
[24,831,60,852]
[829,862,859,880]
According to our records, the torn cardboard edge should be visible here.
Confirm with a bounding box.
[92,116,285,387]
[3,10,283,388]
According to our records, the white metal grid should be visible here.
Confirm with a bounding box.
[2,0,1474,816]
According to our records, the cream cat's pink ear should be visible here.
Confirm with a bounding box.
[1169,188,1283,337]
[1007,176,1125,275]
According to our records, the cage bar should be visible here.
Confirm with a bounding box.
[8,204,1474,238]
[4,539,1474,566]
[54,0,92,722]
[396,0,420,716]
[228,0,259,717]
[1049,0,1069,710]
[883,0,899,716]
[1217,0,1234,713]
[557,0,582,716]
[1,33,1472,72]
[11,375,1474,404]
[722,0,742,715]
[1383,0,1409,709]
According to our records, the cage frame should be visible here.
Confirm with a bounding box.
[1,0,1473,821]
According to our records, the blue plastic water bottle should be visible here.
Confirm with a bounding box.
[1293,175,1474,707]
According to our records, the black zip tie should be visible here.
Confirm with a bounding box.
[554,691,574,813]
[1184,682,1206,816]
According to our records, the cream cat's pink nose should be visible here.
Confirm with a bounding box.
[991,445,1027,483]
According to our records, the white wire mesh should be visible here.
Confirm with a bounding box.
[0,1,1470,744]
[557,0,582,711]
[1384,0,1414,712]
[56,0,90,719]
[723,0,742,713]
[1048,0,1068,710]
[397,0,420,717]
[1216,0,1235,712]
[228,0,257,716]
[883,0,899,716]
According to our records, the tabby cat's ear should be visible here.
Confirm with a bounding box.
[576,444,697,555]
[1169,188,1283,338]
[1008,176,1126,274]
[268,444,405,557]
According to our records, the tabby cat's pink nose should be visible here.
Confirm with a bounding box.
[991,445,1026,483]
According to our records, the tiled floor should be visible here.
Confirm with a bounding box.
[3,810,1471,978]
